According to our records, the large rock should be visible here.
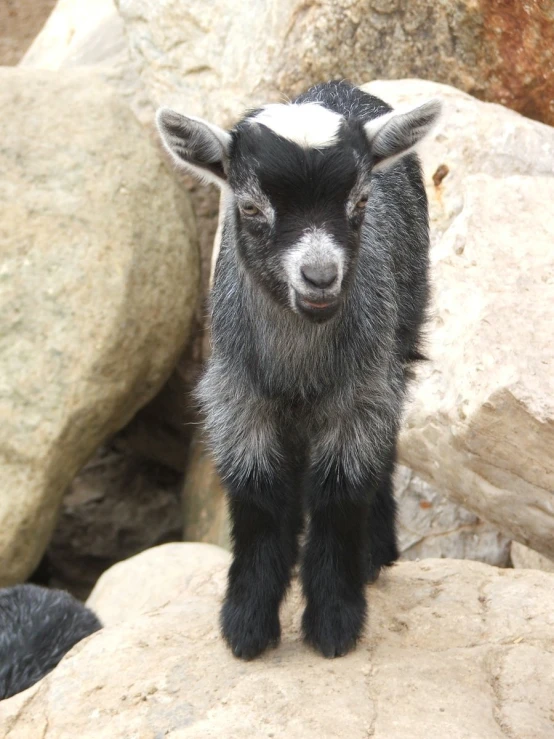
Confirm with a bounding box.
[398,173,554,558]
[45,446,183,599]
[20,0,125,69]
[1,544,553,738]
[0,0,56,66]
[362,79,554,241]
[511,542,554,574]
[357,81,554,560]
[115,0,553,126]
[395,466,510,566]
[0,68,199,585]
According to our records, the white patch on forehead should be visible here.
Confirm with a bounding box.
[251,103,343,149]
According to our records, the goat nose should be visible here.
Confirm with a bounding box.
[301,263,338,289]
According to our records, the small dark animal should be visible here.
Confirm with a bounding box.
[157,80,440,659]
[0,584,101,699]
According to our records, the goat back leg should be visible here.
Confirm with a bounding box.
[366,451,399,584]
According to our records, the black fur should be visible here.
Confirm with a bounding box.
[0,584,101,700]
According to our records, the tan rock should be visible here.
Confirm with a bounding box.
[0,68,199,585]
[395,466,510,566]
[511,542,554,574]
[2,546,553,738]
[115,0,554,126]
[0,0,56,66]
[397,173,554,559]
[182,435,230,550]
[361,79,554,240]
[20,0,125,69]
[87,542,230,626]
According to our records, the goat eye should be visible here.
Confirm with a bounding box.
[240,203,260,216]
[355,196,369,209]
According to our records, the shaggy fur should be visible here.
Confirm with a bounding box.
[157,80,440,659]
[0,584,101,700]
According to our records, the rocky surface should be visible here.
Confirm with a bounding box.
[395,466,511,566]
[182,435,230,550]
[0,0,56,65]
[20,0,125,69]
[1,543,553,738]
[115,0,553,127]
[0,68,199,585]
[356,81,554,560]
[511,542,554,574]
[397,172,554,560]
[44,446,182,599]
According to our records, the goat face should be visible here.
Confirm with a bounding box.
[156,94,440,323]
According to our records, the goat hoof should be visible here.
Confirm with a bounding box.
[221,599,280,660]
[302,597,366,659]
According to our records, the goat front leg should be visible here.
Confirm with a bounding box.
[302,407,398,657]
[202,388,302,660]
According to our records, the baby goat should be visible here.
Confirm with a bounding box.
[157,81,440,659]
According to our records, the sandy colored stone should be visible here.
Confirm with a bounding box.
[396,173,553,559]
[511,542,554,573]
[20,0,124,69]
[0,0,56,66]
[182,435,230,550]
[115,0,553,126]
[395,466,510,566]
[87,542,230,626]
[1,545,553,738]
[361,79,554,242]
[0,68,199,585]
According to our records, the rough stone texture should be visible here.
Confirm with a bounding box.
[0,68,199,585]
[87,542,230,626]
[396,172,554,559]
[361,79,554,244]
[357,81,554,560]
[1,544,553,738]
[0,0,56,65]
[115,0,554,127]
[395,466,511,566]
[511,542,554,574]
[44,446,182,599]
[182,435,230,550]
[20,0,125,69]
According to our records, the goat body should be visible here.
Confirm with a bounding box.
[157,81,440,658]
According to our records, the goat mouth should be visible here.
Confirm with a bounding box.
[295,293,340,321]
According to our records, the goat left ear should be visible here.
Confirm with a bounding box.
[364,99,442,171]
[156,108,232,187]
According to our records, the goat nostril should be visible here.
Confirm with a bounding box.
[301,264,338,289]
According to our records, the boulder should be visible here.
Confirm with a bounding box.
[397,173,554,559]
[511,542,554,574]
[0,68,199,585]
[45,446,183,599]
[87,542,230,626]
[182,435,230,550]
[115,0,553,126]
[357,81,554,560]
[395,466,510,566]
[1,544,553,738]
[361,79,554,241]
[20,0,125,69]
[0,0,56,66]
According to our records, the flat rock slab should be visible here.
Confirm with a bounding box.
[1,544,553,738]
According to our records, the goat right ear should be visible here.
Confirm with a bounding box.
[155,108,232,187]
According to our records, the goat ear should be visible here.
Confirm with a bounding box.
[364,99,441,172]
[155,108,232,187]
